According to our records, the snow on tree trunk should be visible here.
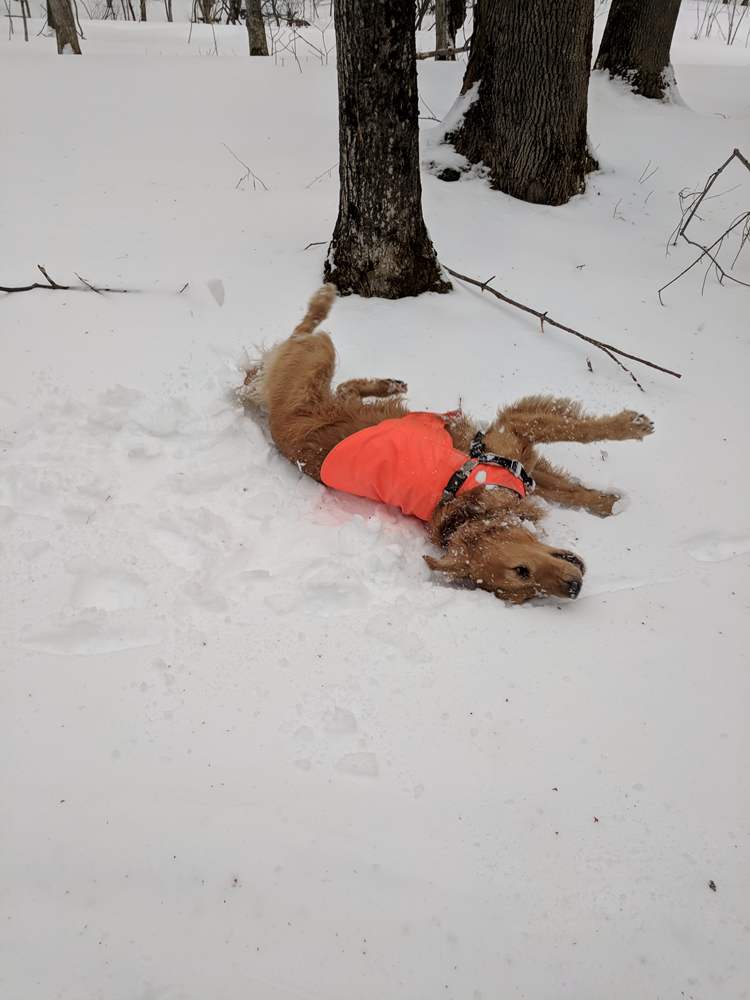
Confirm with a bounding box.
[435,0,454,60]
[594,0,682,100]
[48,0,81,53]
[324,0,449,299]
[246,0,268,55]
[451,0,596,206]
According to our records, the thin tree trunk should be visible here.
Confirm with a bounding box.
[451,0,596,206]
[324,0,449,299]
[435,0,453,60]
[139,0,146,20]
[163,0,172,20]
[48,0,81,52]
[246,0,268,54]
[594,0,682,100]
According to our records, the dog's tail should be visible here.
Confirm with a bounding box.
[237,285,337,411]
[292,283,336,337]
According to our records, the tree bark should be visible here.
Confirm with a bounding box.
[324,0,449,299]
[435,0,453,60]
[451,0,596,206]
[48,0,81,52]
[246,0,269,55]
[595,0,682,100]
[139,0,146,20]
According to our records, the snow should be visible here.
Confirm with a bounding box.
[1,5,749,999]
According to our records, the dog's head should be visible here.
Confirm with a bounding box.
[424,525,585,603]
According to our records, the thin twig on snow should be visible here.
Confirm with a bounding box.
[659,148,750,302]
[444,265,682,390]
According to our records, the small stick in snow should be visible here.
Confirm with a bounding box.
[303,241,327,251]
[304,162,338,189]
[0,265,181,296]
[221,142,269,191]
[444,265,683,389]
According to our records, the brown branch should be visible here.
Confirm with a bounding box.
[660,148,750,301]
[444,265,682,388]
[416,42,470,60]
[2,264,145,296]
[675,148,748,241]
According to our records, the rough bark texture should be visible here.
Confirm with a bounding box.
[594,0,682,100]
[324,0,449,299]
[48,0,81,52]
[452,0,596,206]
[246,0,268,55]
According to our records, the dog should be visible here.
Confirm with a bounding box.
[238,285,654,604]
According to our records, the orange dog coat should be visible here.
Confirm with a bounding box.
[320,412,526,521]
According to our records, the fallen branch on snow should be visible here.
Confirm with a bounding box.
[444,265,682,391]
[416,43,470,60]
[0,264,188,296]
[659,148,750,303]
[0,265,134,295]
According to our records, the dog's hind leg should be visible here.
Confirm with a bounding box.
[336,378,408,401]
[497,396,654,445]
[531,457,620,517]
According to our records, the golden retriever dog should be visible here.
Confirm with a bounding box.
[238,285,654,603]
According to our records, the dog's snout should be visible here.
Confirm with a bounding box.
[567,579,582,599]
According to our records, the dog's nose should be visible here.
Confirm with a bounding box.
[567,579,582,599]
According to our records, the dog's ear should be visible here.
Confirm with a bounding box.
[424,553,467,578]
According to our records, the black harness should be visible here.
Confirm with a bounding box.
[440,431,535,505]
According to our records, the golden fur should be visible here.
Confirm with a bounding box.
[238,285,654,604]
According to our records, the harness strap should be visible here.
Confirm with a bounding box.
[440,431,535,505]
[469,431,536,492]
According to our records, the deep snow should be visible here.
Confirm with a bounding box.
[1,5,749,999]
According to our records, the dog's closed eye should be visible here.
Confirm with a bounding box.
[514,565,530,579]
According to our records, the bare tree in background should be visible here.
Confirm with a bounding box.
[450,0,596,205]
[139,0,146,19]
[594,0,682,99]
[48,0,81,52]
[163,0,172,19]
[435,0,466,59]
[246,0,269,54]
[325,0,448,298]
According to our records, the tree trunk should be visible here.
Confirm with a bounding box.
[139,0,146,20]
[48,0,81,52]
[163,0,172,20]
[451,0,596,206]
[435,0,453,60]
[324,0,449,299]
[246,0,269,55]
[594,0,682,100]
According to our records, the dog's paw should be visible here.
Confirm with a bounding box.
[386,379,408,395]
[620,411,654,440]
[589,491,621,517]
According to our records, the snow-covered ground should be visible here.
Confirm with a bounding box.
[2,5,749,999]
